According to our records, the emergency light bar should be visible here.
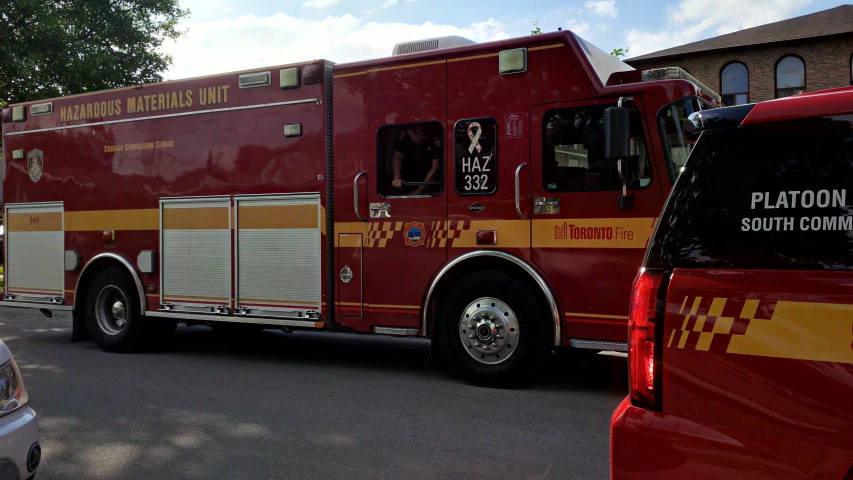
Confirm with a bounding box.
[641,67,722,105]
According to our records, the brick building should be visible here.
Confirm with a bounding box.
[625,5,853,105]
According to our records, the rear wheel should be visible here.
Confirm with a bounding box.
[438,270,550,388]
[85,268,167,352]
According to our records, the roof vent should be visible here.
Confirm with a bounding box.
[392,36,476,56]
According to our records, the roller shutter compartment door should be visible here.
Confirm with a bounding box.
[235,194,322,319]
[160,198,232,313]
[5,203,65,304]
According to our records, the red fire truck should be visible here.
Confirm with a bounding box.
[0,31,719,387]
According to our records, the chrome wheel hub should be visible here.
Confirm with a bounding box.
[95,285,128,335]
[458,297,519,365]
[112,301,126,320]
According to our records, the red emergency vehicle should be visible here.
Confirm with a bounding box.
[0,31,719,387]
[611,86,853,477]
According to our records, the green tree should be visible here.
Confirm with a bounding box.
[610,47,629,59]
[531,21,542,35]
[0,0,189,105]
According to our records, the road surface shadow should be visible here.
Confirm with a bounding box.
[2,310,626,394]
[155,324,626,394]
[3,310,622,479]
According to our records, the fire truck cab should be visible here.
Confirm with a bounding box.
[0,31,719,387]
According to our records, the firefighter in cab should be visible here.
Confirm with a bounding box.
[391,124,442,195]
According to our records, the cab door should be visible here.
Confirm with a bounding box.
[530,97,662,343]
[360,62,448,333]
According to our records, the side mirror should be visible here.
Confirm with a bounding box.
[604,107,631,160]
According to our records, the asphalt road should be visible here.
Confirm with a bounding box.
[0,308,627,479]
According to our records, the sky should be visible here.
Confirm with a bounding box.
[161,0,843,80]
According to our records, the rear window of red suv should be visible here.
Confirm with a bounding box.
[647,113,853,270]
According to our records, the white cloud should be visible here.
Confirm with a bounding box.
[565,19,592,39]
[303,0,339,8]
[161,13,510,80]
[585,1,618,19]
[626,0,816,57]
[383,0,398,7]
[179,0,229,21]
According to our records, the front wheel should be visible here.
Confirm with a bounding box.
[438,270,551,388]
[85,268,148,352]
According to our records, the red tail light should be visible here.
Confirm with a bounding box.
[628,268,663,411]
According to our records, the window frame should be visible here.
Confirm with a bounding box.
[655,95,715,182]
[541,103,654,193]
[375,120,445,200]
[453,116,499,197]
[720,61,749,106]
[775,54,806,99]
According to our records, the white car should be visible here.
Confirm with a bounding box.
[0,339,39,480]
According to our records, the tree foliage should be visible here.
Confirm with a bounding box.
[610,47,629,59]
[531,21,542,35]
[0,0,189,105]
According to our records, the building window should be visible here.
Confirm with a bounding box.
[542,104,651,192]
[776,55,805,98]
[721,62,749,105]
[377,122,443,197]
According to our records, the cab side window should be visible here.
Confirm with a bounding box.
[542,105,651,192]
[377,122,444,198]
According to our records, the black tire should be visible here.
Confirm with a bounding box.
[84,267,150,353]
[437,270,551,388]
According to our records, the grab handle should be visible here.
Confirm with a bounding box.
[354,171,367,222]
[515,163,528,220]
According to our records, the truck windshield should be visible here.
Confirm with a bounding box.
[657,97,713,181]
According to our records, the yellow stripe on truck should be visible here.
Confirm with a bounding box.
[7,212,62,232]
[533,218,657,249]
[63,205,328,233]
[453,220,531,249]
[238,205,318,229]
[727,301,853,363]
[34,207,655,250]
[164,207,229,230]
[65,209,159,231]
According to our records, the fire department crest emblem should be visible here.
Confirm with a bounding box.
[404,221,426,247]
[27,149,43,183]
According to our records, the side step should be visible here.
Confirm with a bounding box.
[145,311,323,329]
[373,327,419,336]
[0,301,72,311]
[569,338,628,352]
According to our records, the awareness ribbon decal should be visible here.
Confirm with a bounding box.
[467,122,483,154]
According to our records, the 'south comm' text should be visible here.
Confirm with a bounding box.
[741,190,852,232]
